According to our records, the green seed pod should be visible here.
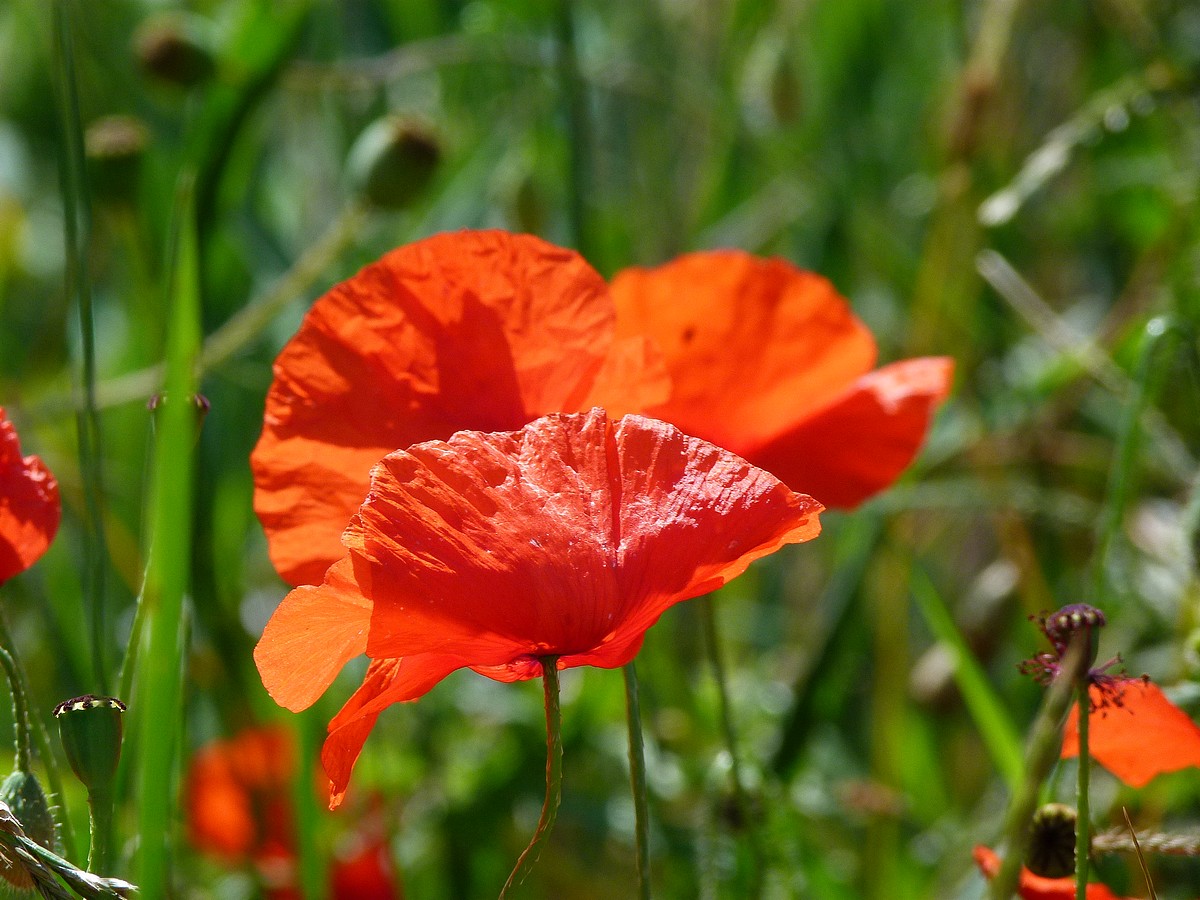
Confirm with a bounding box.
[1026,802,1077,879]
[0,770,55,892]
[348,118,441,210]
[133,13,216,88]
[53,696,126,796]
[85,116,149,207]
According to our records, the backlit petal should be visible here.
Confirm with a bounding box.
[253,230,656,586]
[354,409,822,669]
[323,655,465,809]
[1062,679,1200,788]
[254,558,371,712]
[0,409,60,585]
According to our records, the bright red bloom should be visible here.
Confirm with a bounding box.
[609,251,953,507]
[255,410,822,806]
[0,408,60,585]
[1062,679,1200,788]
[251,230,667,587]
[972,846,1131,900]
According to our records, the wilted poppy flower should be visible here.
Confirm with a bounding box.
[255,410,822,806]
[1062,678,1200,788]
[251,230,668,586]
[972,846,1130,900]
[0,408,60,585]
[609,251,953,507]
[186,725,400,897]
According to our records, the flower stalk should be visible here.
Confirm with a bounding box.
[622,661,651,900]
[500,656,563,898]
[1075,681,1090,900]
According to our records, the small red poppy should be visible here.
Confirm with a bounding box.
[0,408,60,585]
[255,410,822,806]
[609,251,953,508]
[1062,678,1200,788]
[973,846,1130,900]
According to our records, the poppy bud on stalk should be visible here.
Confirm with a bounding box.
[0,770,55,891]
[84,116,149,207]
[133,13,216,88]
[347,117,441,210]
[53,696,126,797]
[1025,803,1077,878]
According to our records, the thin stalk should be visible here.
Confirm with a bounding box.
[622,661,651,900]
[53,0,109,692]
[0,646,31,773]
[500,657,562,898]
[553,0,592,261]
[1075,685,1090,900]
[86,787,114,874]
[699,596,763,897]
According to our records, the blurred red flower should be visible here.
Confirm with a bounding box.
[256,410,823,806]
[972,846,1130,900]
[1062,678,1200,788]
[609,251,953,508]
[0,408,60,585]
[252,231,950,588]
[186,725,400,897]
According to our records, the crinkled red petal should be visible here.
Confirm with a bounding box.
[0,409,60,584]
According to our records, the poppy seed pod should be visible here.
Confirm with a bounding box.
[133,13,216,88]
[0,770,55,891]
[85,116,149,206]
[1044,603,1106,668]
[1025,803,1076,879]
[53,696,126,796]
[347,117,441,209]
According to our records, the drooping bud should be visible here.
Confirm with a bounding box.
[0,771,55,891]
[53,696,126,797]
[347,118,441,210]
[1025,803,1077,878]
[133,13,216,88]
[84,116,149,207]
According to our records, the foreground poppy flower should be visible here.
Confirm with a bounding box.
[972,846,1130,900]
[0,409,60,585]
[185,725,400,897]
[1062,678,1200,788]
[251,230,668,586]
[256,410,823,806]
[609,251,953,507]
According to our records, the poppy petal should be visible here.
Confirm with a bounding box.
[972,846,1130,900]
[323,655,465,809]
[749,357,954,507]
[610,250,877,454]
[254,558,371,712]
[353,409,822,669]
[1062,679,1200,788]
[0,409,60,585]
[253,230,656,586]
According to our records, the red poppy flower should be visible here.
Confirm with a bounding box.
[255,410,823,806]
[1061,678,1200,788]
[609,251,953,507]
[972,846,1130,900]
[0,408,60,585]
[251,230,668,587]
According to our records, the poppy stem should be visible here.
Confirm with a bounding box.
[0,644,31,774]
[700,595,764,896]
[622,661,651,899]
[1075,682,1090,900]
[500,656,563,898]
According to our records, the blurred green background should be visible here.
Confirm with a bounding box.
[2,0,1200,897]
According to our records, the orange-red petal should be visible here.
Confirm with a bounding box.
[972,846,1131,900]
[323,654,465,809]
[610,251,953,507]
[1062,679,1200,788]
[0,409,60,585]
[252,230,665,586]
[254,557,372,712]
[353,409,822,668]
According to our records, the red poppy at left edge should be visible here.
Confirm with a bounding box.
[255,410,823,807]
[251,230,668,587]
[0,408,60,585]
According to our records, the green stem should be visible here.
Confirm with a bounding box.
[700,595,763,897]
[53,0,109,694]
[1075,684,1090,900]
[86,787,113,874]
[500,657,563,898]
[554,0,592,262]
[0,646,31,773]
[622,661,651,900]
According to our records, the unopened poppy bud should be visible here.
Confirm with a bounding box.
[1044,603,1106,667]
[348,118,441,210]
[53,695,126,795]
[1025,802,1077,878]
[133,13,216,88]
[0,770,55,890]
[85,116,149,206]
